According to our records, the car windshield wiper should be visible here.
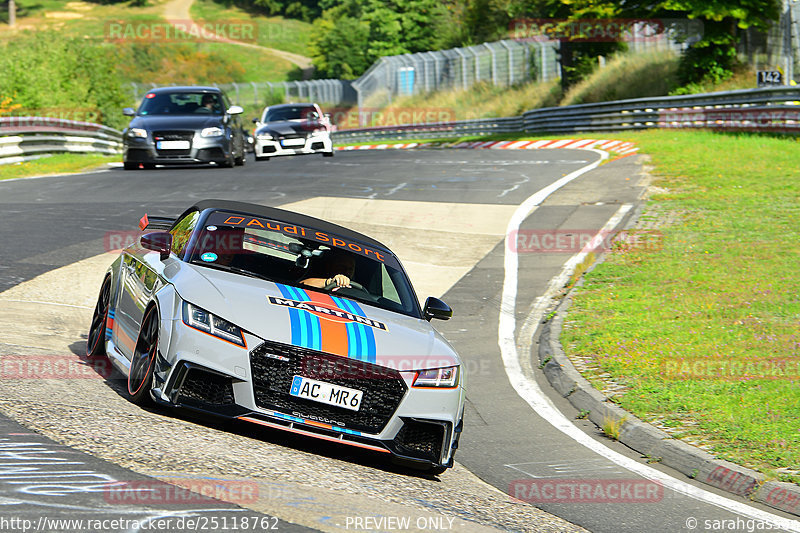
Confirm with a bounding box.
[192,261,273,282]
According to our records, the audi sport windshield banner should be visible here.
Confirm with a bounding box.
[205,211,399,269]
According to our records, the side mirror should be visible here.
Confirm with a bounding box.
[227,105,244,115]
[123,107,135,116]
[141,232,172,261]
[423,297,452,321]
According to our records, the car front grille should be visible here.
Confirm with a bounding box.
[249,340,407,434]
[154,130,193,155]
[154,131,194,141]
[275,132,306,140]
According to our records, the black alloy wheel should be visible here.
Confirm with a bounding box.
[86,277,111,357]
[128,306,159,405]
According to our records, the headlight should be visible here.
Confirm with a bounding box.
[128,128,147,138]
[257,133,273,140]
[413,366,459,388]
[201,127,224,137]
[182,302,246,347]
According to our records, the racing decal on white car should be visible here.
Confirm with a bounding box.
[267,296,387,330]
[274,284,378,362]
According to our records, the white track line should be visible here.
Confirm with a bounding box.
[499,148,800,530]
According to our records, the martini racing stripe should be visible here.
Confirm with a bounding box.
[274,284,377,362]
[305,291,349,356]
[276,284,321,351]
[331,295,376,364]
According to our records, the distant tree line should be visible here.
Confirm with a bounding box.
[261,0,781,89]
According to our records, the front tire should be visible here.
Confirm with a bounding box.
[86,276,111,357]
[323,150,334,158]
[123,162,139,170]
[128,306,159,405]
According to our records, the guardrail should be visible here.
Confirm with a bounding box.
[0,117,123,166]
[331,86,800,143]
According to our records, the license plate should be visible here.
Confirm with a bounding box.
[289,375,362,411]
[281,138,305,147]
[156,140,190,150]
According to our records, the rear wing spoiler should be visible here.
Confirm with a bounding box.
[139,214,176,231]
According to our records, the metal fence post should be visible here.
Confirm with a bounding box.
[500,40,514,85]
[540,45,547,82]
[484,43,497,85]
[455,48,468,89]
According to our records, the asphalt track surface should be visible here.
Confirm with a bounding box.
[0,149,798,533]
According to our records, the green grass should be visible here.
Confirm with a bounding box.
[0,0,302,84]
[190,0,312,56]
[363,79,561,125]
[561,50,680,106]
[0,154,119,181]
[560,129,800,483]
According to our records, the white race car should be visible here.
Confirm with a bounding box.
[87,200,465,473]
[253,103,333,161]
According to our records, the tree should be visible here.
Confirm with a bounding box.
[309,0,450,79]
[556,0,781,85]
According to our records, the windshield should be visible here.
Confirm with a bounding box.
[263,106,319,122]
[186,211,420,318]
[139,92,224,116]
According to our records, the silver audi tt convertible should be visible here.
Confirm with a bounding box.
[87,200,464,473]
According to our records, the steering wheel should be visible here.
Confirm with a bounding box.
[323,280,366,292]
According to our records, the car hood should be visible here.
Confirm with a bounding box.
[166,261,460,370]
[256,120,321,136]
[128,115,224,131]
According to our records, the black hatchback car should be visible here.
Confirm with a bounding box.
[122,87,246,170]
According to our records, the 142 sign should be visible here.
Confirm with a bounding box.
[757,70,783,86]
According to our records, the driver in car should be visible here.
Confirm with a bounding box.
[300,251,356,289]
[198,93,217,113]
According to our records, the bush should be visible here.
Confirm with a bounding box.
[0,32,128,129]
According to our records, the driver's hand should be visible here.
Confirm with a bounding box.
[328,274,351,288]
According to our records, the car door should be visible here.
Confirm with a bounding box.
[114,252,149,360]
